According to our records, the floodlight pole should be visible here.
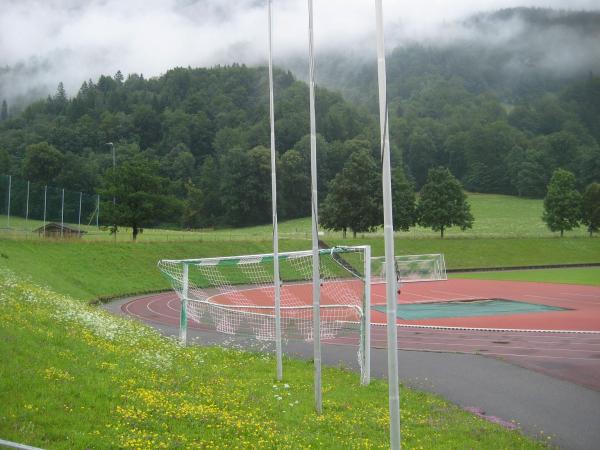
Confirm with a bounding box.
[375,0,401,448]
[267,0,283,382]
[307,0,322,414]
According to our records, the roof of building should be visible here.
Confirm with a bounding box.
[33,222,87,234]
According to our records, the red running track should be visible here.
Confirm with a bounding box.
[121,279,600,390]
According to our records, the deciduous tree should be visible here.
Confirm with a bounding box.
[320,150,381,238]
[22,142,64,185]
[101,156,181,240]
[542,169,582,237]
[417,167,473,238]
[581,182,600,237]
[392,167,417,231]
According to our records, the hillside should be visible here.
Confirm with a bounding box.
[0,8,599,232]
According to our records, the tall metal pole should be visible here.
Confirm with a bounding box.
[96,194,100,229]
[25,181,30,228]
[374,1,401,447]
[61,188,64,238]
[362,245,371,385]
[307,0,322,414]
[180,263,189,345]
[268,0,283,382]
[6,175,11,228]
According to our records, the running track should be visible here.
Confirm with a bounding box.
[121,279,600,391]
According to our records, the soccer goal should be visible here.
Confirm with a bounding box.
[158,245,371,384]
[371,253,447,284]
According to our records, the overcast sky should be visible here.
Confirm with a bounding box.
[1,0,599,101]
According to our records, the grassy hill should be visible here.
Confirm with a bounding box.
[1,192,598,302]
[0,269,547,449]
[0,194,587,449]
[0,193,593,242]
[0,237,598,303]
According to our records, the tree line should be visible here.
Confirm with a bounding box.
[0,62,598,237]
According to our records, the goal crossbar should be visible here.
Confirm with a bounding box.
[158,245,371,385]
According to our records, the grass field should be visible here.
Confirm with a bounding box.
[0,269,549,449]
[1,193,594,241]
[1,192,594,449]
[453,267,600,286]
[0,237,598,302]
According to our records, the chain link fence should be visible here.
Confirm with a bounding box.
[1,174,100,237]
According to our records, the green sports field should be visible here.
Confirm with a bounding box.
[453,267,600,286]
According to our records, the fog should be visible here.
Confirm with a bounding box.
[1,0,598,106]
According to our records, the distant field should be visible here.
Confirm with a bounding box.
[0,193,593,241]
[453,267,600,286]
[0,237,598,302]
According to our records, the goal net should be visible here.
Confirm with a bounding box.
[371,253,447,284]
[158,245,371,383]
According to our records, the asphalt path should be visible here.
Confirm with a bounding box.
[104,296,600,450]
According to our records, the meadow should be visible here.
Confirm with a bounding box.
[0,193,594,242]
[0,268,549,449]
[0,237,598,303]
[453,267,600,286]
[0,192,598,449]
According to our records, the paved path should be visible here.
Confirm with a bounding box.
[104,295,600,450]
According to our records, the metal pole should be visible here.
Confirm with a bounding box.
[61,188,64,238]
[78,192,82,234]
[25,181,30,228]
[268,0,283,382]
[307,0,322,414]
[7,174,11,228]
[96,194,100,229]
[362,245,371,385]
[374,1,400,447]
[180,263,189,345]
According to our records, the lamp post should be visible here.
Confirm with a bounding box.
[106,142,116,241]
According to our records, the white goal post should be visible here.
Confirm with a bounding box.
[158,245,372,385]
[372,253,447,285]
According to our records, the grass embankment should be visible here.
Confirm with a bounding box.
[0,238,598,302]
[0,269,548,449]
[1,192,594,241]
[453,267,600,286]
[330,237,600,270]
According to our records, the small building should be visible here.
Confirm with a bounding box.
[34,222,87,239]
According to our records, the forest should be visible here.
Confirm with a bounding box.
[0,7,598,230]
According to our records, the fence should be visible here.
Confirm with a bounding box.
[0,174,100,234]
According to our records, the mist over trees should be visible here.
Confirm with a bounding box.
[0,8,598,230]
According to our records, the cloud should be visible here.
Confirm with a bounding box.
[0,0,598,105]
